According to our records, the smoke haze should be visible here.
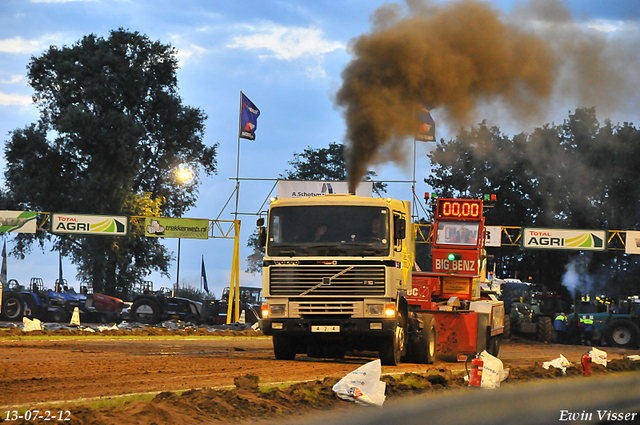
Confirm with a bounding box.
[336,0,640,191]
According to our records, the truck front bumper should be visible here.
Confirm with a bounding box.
[260,317,397,337]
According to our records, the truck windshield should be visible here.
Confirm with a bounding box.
[268,205,390,257]
[435,221,479,246]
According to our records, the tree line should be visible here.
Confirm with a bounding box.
[427,108,640,296]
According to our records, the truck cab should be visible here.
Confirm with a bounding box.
[259,194,412,364]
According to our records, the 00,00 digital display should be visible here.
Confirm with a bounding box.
[437,200,482,219]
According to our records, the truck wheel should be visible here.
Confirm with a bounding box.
[380,321,406,366]
[503,316,511,340]
[537,316,553,343]
[273,334,296,360]
[605,319,640,348]
[412,313,436,364]
[131,298,161,324]
[1,292,24,321]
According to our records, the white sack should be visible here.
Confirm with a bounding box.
[542,354,571,373]
[332,359,386,407]
[588,347,607,367]
[479,350,506,389]
[22,317,42,332]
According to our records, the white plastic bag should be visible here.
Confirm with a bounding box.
[22,317,42,332]
[332,359,386,407]
[589,347,607,367]
[479,350,506,389]
[542,354,571,373]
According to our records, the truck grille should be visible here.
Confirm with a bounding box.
[292,301,358,315]
[269,265,385,296]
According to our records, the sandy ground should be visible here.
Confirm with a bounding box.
[1,328,640,424]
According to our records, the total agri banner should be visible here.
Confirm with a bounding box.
[145,217,209,239]
[0,211,38,233]
[521,228,607,251]
[51,213,129,236]
[278,180,373,198]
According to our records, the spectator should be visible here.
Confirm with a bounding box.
[580,315,595,346]
[554,313,568,344]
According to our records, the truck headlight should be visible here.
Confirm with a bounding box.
[368,304,384,315]
[269,304,286,316]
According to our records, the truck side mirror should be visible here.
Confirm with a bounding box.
[394,216,406,240]
[256,217,264,227]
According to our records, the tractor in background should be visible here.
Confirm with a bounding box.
[202,286,262,325]
[130,286,202,325]
[501,279,553,343]
[569,296,640,348]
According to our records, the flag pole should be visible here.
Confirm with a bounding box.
[229,91,244,321]
[412,138,417,221]
[235,91,243,222]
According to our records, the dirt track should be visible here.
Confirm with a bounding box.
[2,329,640,424]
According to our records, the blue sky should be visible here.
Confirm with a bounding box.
[0,0,639,298]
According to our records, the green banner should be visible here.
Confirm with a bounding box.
[145,217,209,239]
[51,213,129,236]
[522,228,607,251]
[0,211,38,233]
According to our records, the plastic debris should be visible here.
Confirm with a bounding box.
[332,359,386,407]
[589,347,607,367]
[542,354,571,373]
[479,350,508,389]
[22,317,42,332]
[6,317,260,333]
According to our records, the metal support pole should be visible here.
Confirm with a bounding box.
[226,219,241,324]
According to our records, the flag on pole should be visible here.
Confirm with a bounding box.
[1,239,7,286]
[201,255,209,293]
[415,106,436,142]
[239,92,260,140]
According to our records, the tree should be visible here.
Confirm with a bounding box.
[426,108,640,296]
[3,29,217,296]
[245,228,265,275]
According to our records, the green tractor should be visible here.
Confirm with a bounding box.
[501,279,553,343]
[569,296,640,348]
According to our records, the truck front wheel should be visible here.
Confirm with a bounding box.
[273,334,296,360]
[380,322,406,366]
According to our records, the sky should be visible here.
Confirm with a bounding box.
[0,0,639,298]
